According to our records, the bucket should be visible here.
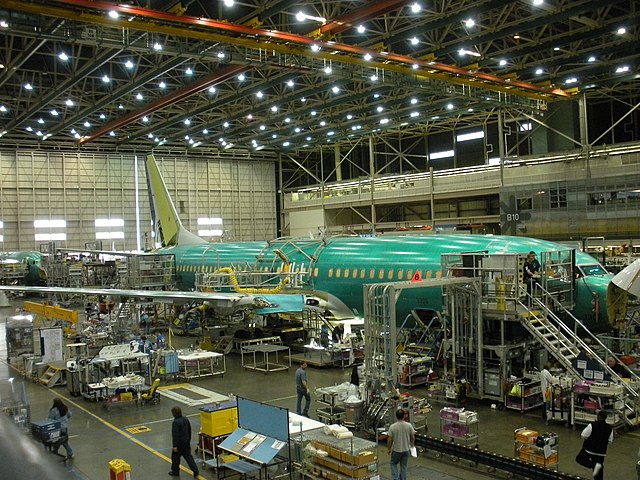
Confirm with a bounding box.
[344,400,363,425]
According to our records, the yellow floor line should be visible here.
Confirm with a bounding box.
[49,390,203,478]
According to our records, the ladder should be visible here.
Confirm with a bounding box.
[39,363,66,387]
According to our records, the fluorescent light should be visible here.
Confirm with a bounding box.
[35,233,67,241]
[34,219,66,228]
[198,229,223,237]
[457,130,485,142]
[95,218,124,227]
[96,231,124,239]
[197,218,223,226]
[429,150,454,160]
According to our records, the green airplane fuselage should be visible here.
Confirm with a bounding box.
[161,234,612,332]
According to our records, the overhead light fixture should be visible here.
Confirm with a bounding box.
[370,74,378,81]
[84,121,90,127]
[588,56,596,62]
[376,106,383,112]
[58,52,69,61]
[410,98,418,104]
[203,129,209,134]
[142,116,149,122]
[332,86,340,94]
[465,19,475,28]
[410,37,419,46]
[108,10,119,19]
[320,121,326,126]
[125,60,134,69]
[283,141,290,147]
[118,104,124,109]
[109,131,115,136]
[238,74,245,81]
[615,65,629,73]
[310,111,317,116]
[136,93,143,100]
[259,125,266,130]
[459,49,481,57]
[224,0,234,6]
[446,103,454,110]
[271,105,278,112]
[284,118,291,123]
[24,83,33,90]
[535,68,543,74]
[311,44,321,52]
[324,66,332,74]
[300,97,306,102]
[0,20,8,28]
[357,25,365,33]
[533,0,544,5]
[50,109,58,116]
[287,79,294,87]
[616,27,626,35]
[217,52,225,58]
[410,111,419,117]
[159,81,166,88]
[66,99,74,106]
[256,91,264,98]
[380,118,389,124]
[102,75,110,83]
[37,118,44,124]
[223,122,229,128]
[184,119,191,125]
[363,53,372,61]
[208,86,216,93]
[294,127,301,133]
[565,77,578,84]
[499,59,507,66]
[186,68,193,75]
[410,3,421,13]
[296,12,327,23]
[346,114,353,119]
[153,42,162,51]
[26,126,33,132]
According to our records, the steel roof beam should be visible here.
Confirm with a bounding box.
[10,0,569,98]
[309,0,410,39]
[78,64,249,144]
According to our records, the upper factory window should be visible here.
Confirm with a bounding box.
[549,184,567,209]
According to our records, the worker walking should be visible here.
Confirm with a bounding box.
[295,361,311,417]
[387,409,416,480]
[169,406,200,478]
[48,398,73,459]
[579,410,613,480]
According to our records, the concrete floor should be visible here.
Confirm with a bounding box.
[2,315,639,480]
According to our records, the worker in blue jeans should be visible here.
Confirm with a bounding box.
[387,409,415,480]
[295,361,311,417]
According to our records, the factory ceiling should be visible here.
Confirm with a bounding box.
[0,0,638,156]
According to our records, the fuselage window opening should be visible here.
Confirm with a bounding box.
[369,269,375,279]
[353,269,358,279]
[425,270,432,279]
[407,269,413,279]
[378,269,384,280]
[313,267,318,277]
[387,269,394,280]
[336,268,342,278]
[435,270,442,278]
[398,270,404,280]
[328,268,333,278]
[344,268,350,278]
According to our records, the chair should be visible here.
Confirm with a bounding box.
[139,378,161,405]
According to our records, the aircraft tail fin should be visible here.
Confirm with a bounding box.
[145,154,207,247]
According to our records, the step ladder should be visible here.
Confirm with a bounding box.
[39,364,66,388]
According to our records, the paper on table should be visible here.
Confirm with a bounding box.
[410,446,417,458]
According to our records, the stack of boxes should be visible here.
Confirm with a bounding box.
[308,436,377,480]
[514,428,558,467]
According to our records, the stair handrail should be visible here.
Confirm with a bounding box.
[525,285,640,398]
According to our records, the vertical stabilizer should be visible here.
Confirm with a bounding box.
[145,154,207,247]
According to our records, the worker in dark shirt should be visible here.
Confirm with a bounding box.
[169,406,200,478]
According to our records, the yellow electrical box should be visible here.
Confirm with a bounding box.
[199,404,238,438]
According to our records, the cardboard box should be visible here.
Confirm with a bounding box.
[515,428,538,444]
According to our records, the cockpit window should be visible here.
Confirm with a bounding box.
[579,264,608,276]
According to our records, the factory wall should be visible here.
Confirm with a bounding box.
[0,150,276,251]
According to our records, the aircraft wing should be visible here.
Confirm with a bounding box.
[0,285,310,316]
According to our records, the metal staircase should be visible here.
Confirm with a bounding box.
[522,288,640,426]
